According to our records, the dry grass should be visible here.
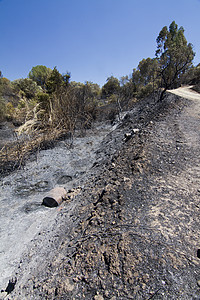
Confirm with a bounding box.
[0,127,70,176]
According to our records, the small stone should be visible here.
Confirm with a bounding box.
[64,278,74,292]
[104,290,109,297]
[197,280,200,287]
[94,293,104,300]
[124,177,130,182]
[132,128,139,133]
[134,271,139,278]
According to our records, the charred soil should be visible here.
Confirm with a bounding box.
[5,90,200,299]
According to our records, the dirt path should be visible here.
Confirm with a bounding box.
[141,87,200,297]
[4,89,200,299]
[167,85,200,101]
[151,86,200,246]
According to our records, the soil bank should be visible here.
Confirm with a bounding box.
[2,88,200,299]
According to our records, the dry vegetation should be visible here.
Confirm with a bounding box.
[0,128,70,176]
[0,21,199,177]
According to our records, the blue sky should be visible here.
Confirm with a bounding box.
[0,0,200,86]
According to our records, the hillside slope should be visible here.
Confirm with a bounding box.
[5,88,200,299]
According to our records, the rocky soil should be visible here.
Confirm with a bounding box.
[1,87,200,299]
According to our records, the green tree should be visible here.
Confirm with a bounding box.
[137,58,158,86]
[156,21,195,100]
[131,58,159,99]
[101,76,120,98]
[45,67,68,94]
[62,72,71,86]
[132,58,159,87]
[28,65,52,88]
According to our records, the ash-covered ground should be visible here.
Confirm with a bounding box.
[1,88,200,299]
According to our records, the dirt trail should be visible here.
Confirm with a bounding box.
[144,87,200,287]
[167,85,200,101]
[4,88,200,299]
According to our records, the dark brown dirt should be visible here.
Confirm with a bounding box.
[6,89,200,299]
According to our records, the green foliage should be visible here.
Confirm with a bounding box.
[12,78,42,99]
[68,81,100,106]
[28,65,52,88]
[0,20,197,137]
[137,83,154,99]
[132,58,156,85]
[0,77,19,109]
[107,94,118,103]
[119,76,136,102]
[6,102,15,120]
[181,64,200,85]
[131,58,159,98]
[0,97,6,122]
[101,76,120,98]
[137,58,158,86]
[36,92,51,113]
[184,64,200,92]
[0,76,15,121]
[191,64,200,85]
[84,81,101,99]
[0,77,12,95]
[70,81,99,117]
[156,21,195,99]
[45,67,68,94]
[62,72,71,86]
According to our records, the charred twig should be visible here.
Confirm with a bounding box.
[148,287,163,299]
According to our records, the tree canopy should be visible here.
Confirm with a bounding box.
[101,76,120,98]
[45,67,63,94]
[28,65,52,88]
[0,20,198,129]
[156,21,195,100]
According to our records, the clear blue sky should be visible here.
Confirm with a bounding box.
[0,0,200,86]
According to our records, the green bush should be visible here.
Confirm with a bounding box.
[6,102,15,120]
[137,83,154,99]
[0,97,6,122]
[36,92,51,111]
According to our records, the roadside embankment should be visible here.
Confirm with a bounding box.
[3,89,200,299]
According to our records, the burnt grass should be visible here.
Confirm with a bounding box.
[0,129,73,177]
[9,93,200,299]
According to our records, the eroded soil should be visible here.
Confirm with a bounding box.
[2,88,200,299]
